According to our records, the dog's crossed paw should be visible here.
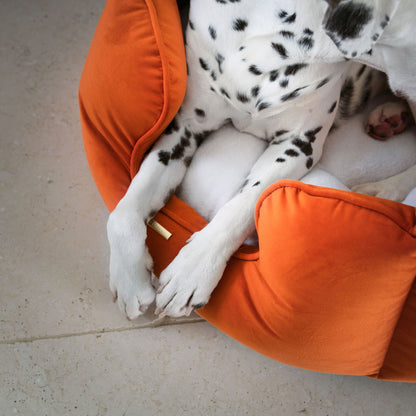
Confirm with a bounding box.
[155,234,226,317]
[107,208,156,320]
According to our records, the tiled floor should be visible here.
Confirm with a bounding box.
[1,1,416,415]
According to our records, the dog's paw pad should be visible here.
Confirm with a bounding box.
[366,102,413,141]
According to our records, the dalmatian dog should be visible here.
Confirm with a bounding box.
[107,0,415,319]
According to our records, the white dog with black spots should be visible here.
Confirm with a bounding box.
[107,0,416,319]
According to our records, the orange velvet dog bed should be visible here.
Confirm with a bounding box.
[79,0,416,382]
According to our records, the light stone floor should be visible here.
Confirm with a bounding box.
[1,0,416,415]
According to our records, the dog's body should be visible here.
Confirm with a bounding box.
[107,0,416,319]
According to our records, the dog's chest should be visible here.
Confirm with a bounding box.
[187,0,345,118]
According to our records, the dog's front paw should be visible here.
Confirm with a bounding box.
[107,209,155,320]
[155,234,227,317]
[352,180,408,202]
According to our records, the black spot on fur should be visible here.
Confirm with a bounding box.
[248,65,262,75]
[215,53,225,73]
[210,71,217,81]
[209,25,217,40]
[171,143,185,160]
[276,157,286,162]
[379,16,390,30]
[180,135,191,147]
[285,149,299,157]
[285,12,296,23]
[356,71,373,113]
[252,181,261,187]
[193,131,211,147]
[233,18,248,31]
[281,87,306,102]
[275,129,289,137]
[328,101,337,113]
[189,20,195,30]
[304,28,314,36]
[356,64,367,80]
[257,101,271,111]
[269,70,279,82]
[325,3,373,40]
[339,77,354,118]
[220,88,230,99]
[280,30,295,39]
[284,63,308,76]
[164,118,179,135]
[236,92,250,103]
[306,158,314,169]
[271,42,289,59]
[292,138,313,156]
[297,36,314,50]
[316,77,330,89]
[279,79,289,88]
[251,85,260,97]
[195,108,206,117]
[199,58,209,71]
[158,150,170,165]
[304,126,322,142]
[279,11,296,23]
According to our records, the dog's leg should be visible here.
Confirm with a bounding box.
[352,164,416,202]
[107,106,229,319]
[155,118,334,317]
[106,125,199,319]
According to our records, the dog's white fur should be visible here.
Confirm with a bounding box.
[179,96,416,229]
[107,0,416,319]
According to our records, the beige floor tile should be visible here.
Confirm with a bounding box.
[1,322,416,416]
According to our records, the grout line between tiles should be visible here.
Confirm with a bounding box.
[0,317,205,346]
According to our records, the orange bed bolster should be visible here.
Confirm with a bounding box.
[79,0,416,381]
[79,0,186,211]
[145,182,416,379]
